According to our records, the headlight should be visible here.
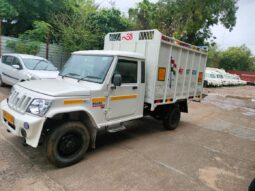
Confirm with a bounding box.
[27,99,52,116]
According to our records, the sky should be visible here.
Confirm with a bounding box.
[96,0,255,54]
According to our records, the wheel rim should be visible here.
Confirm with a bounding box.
[57,132,83,158]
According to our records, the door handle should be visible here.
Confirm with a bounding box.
[132,86,138,90]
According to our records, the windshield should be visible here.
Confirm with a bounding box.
[60,55,114,83]
[23,58,57,71]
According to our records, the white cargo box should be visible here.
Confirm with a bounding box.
[104,29,207,110]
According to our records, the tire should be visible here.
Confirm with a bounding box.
[203,80,208,87]
[0,75,5,87]
[46,122,90,167]
[163,106,181,130]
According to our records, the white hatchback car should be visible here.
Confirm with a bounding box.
[0,54,59,86]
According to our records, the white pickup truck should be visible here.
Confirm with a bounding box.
[0,30,207,167]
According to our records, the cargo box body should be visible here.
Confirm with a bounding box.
[104,29,207,110]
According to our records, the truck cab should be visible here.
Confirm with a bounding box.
[0,50,146,167]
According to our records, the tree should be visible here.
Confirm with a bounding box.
[129,0,238,45]
[128,0,156,30]
[0,0,18,55]
[0,0,17,19]
[86,8,131,48]
[171,0,238,45]
[53,3,131,52]
[52,0,97,52]
[207,45,221,68]
[2,0,67,36]
[6,21,52,55]
[219,45,254,71]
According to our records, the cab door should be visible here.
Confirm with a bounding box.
[1,56,14,85]
[106,58,142,120]
[8,57,23,85]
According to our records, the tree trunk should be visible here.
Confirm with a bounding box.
[0,18,2,57]
[46,32,49,59]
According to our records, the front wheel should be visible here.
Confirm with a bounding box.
[0,75,5,87]
[46,122,90,167]
[163,106,181,130]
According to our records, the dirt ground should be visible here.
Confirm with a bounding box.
[0,85,254,191]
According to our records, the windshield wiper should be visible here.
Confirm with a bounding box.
[78,75,101,82]
[61,73,81,79]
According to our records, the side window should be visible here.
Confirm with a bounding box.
[13,57,22,68]
[114,59,138,84]
[4,56,14,66]
[1,56,7,64]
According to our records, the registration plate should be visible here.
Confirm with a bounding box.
[3,111,14,125]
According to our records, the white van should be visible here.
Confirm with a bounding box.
[0,54,59,86]
[204,70,222,87]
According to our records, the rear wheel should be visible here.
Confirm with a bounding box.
[203,80,208,87]
[46,122,90,167]
[163,106,181,130]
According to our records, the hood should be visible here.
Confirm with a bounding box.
[18,79,91,97]
[28,70,59,79]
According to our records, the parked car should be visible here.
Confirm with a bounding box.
[204,70,222,87]
[232,74,247,85]
[0,54,59,86]
[215,73,226,85]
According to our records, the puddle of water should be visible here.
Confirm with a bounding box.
[242,107,255,116]
[203,94,255,111]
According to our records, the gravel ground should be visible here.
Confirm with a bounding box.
[0,85,254,191]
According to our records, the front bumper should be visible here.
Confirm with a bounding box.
[0,99,45,147]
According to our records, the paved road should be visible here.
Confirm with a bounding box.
[0,86,254,191]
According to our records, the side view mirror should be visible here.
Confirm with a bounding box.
[112,73,122,87]
[12,64,21,70]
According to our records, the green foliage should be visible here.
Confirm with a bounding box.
[52,1,97,52]
[53,3,130,52]
[2,0,66,36]
[129,0,238,45]
[207,45,221,68]
[207,45,255,71]
[219,45,254,71]
[1,0,240,55]
[21,21,52,42]
[6,39,40,55]
[0,0,18,19]
[86,8,131,48]
[5,21,51,55]
[129,0,156,29]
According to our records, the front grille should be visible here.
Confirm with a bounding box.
[8,90,32,113]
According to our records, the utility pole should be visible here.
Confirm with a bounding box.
[46,32,49,59]
[0,18,2,57]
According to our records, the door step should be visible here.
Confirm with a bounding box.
[106,124,126,133]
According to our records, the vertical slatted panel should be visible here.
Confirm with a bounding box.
[181,50,190,97]
[163,46,173,102]
[173,48,183,98]
[193,54,202,97]
[187,52,196,98]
